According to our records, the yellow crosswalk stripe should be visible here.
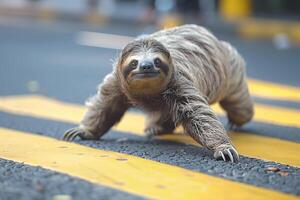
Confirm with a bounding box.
[158,133,300,166]
[212,103,300,128]
[0,127,297,200]
[1,95,300,128]
[0,95,299,167]
[248,79,300,103]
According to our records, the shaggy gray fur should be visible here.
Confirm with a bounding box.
[63,24,254,162]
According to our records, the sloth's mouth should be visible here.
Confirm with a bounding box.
[132,71,160,78]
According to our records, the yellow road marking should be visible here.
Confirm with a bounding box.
[0,95,299,167]
[0,94,299,128]
[0,127,297,200]
[238,19,300,44]
[211,103,300,128]
[220,0,251,21]
[248,79,300,102]
[158,133,300,167]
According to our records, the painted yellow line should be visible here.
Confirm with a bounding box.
[211,103,300,129]
[248,79,300,103]
[158,132,300,167]
[238,19,300,44]
[1,95,300,129]
[220,0,251,21]
[0,127,297,200]
[0,95,299,167]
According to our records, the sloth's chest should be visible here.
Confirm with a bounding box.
[130,95,166,112]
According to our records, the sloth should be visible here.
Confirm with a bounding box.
[63,24,254,163]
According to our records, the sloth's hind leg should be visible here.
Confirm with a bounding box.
[220,77,254,127]
[220,41,254,127]
[144,112,175,138]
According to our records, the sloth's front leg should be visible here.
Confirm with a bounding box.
[164,86,239,162]
[184,108,239,162]
[63,73,129,141]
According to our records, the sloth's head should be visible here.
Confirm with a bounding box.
[118,38,173,96]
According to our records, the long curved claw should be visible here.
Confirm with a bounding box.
[214,145,240,163]
[220,151,226,161]
[225,148,234,163]
[62,127,83,141]
[229,147,239,162]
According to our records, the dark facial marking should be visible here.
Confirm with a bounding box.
[123,60,138,79]
[154,58,161,66]
[157,60,169,75]
[123,66,132,79]
[153,57,169,75]
[129,59,138,68]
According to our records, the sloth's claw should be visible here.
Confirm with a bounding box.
[214,145,239,163]
[226,121,240,131]
[62,127,84,141]
[145,127,159,139]
[225,148,234,162]
[144,126,172,139]
[220,151,226,161]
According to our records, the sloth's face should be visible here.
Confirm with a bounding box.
[118,39,173,96]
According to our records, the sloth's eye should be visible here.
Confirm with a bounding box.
[129,60,138,68]
[154,58,161,66]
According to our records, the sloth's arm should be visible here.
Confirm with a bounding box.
[63,73,129,141]
[163,79,239,162]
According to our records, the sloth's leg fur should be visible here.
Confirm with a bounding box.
[163,79,239,162]
[220,78,254,127]
[144,111,176,138]
[220,41,254,127]
[63,73,129,141]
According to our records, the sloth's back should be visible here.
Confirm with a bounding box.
[150,24,230,103]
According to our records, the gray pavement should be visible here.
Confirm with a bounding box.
[0,158,143,200]
[0,18,300,199]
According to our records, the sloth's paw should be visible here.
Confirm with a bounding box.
[62,127,96,141]
[226,121,240,131]
[144,125,171,139]
[213,144,239,163]
[144,126,162,138]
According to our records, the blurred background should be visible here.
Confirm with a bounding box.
[1,0,300,29]
[0,0,299,103]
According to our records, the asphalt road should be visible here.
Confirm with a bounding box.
[0,18,299,200]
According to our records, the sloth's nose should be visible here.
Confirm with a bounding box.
[139,61,154,72]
